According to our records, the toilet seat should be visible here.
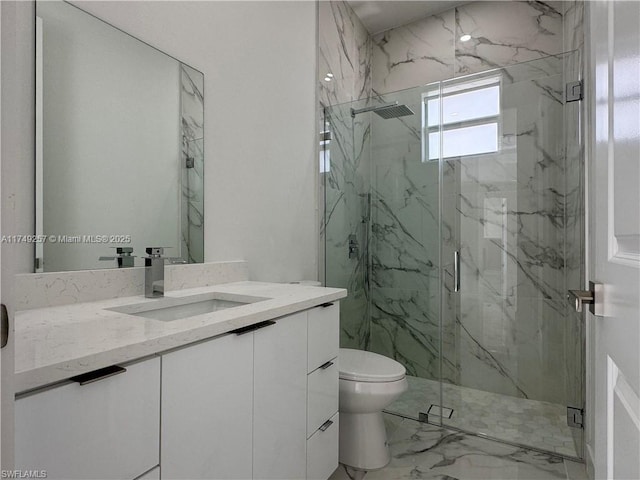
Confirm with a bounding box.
[339,348,406,383]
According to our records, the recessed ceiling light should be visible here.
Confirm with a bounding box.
[324,76,332,82]
[326,73,334,78]
[460,34,472,42]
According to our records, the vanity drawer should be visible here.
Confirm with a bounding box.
[307,357,338,437]
[307,413,339,480]
[308,302,339,373]
[15,357,160,480]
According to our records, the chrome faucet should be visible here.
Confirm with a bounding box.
[145,247,165,298]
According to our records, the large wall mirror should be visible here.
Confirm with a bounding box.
[35,1,204,272]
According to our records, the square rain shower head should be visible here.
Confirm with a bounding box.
[374,104,415,119]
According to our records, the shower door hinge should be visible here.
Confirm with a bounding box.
[566,81,583,102]
[567,406,584,428]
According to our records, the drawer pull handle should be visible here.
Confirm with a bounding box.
[70,365,126,385]
[319,419,334,432]
[319,360,334,370]
[320,302,334,308]
[230,320,276,335]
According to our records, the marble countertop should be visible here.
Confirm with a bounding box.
[15,281,347,394]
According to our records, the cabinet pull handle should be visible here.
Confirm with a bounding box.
[319,360,334,370]
[230,320,276,335]
[319,419,334,432]
[320,302,334,308]
[70,365,126,385]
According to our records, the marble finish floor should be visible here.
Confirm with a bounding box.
[387,376,579,458]
[329,414,588,480]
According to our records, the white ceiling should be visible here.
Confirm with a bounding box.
[347,1,468,35]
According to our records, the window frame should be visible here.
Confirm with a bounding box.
[422,75,503,162]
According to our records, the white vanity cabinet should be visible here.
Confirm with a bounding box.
[162,312,309,480]
[161,331,254,480]
[15,357,161,480]
[15,301,341,480]
[161,304,339,480]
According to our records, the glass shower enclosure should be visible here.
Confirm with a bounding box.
[323,53,584,459]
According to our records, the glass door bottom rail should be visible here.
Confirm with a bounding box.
[387,375,579,458]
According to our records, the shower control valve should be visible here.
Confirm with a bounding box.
[348,234,359,259]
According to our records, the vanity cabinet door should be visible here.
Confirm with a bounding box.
[161,332,253,480]
[253,311,308,479]
[15,357,160,480]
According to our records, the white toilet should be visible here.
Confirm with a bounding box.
[338,348,408,470]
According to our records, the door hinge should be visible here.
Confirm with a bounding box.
[567,406,584,428]
[566,81,583,102]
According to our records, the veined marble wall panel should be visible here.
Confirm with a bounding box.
[563,1,584,54]
[318,1,371,107]
[372,1,568,95]
[324,101,371,349]
[372,11,455,94]
[369,285,444,380]
[365,86,453,381]
[319,1,372,349]
[439,61,569,403]
[454,1,565,76]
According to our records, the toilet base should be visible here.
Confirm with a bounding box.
[339,412,390,470]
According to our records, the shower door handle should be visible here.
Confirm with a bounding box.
[454,251,460,292]
[568,281,603,315]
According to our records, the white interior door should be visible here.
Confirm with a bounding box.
[0,2,3,466]
[589,1,640,478]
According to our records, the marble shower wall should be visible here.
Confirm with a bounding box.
[366,2,584,405]
[319,2,372,349]
[319,0,584,406]
[180,64,205,264]
[443,57,573,405]
[367,87,446,380]
[372,1,567,94]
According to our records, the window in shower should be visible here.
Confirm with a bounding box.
[423,76,501,161]
[319,127,331,173]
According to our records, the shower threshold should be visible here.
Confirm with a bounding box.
[386,375,580,459]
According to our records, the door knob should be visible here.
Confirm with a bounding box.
[568,281,603,315]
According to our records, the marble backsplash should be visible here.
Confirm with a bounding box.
[14,261,249,311]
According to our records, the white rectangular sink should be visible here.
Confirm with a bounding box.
[108,292,269,322]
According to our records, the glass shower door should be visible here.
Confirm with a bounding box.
[436,54,584,458]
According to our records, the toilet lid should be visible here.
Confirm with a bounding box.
[338,348,406,382]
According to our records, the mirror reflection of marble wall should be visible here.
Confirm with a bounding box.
[36,1,204,272]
